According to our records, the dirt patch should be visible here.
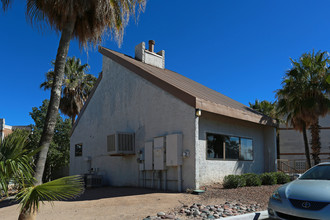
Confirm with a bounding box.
[0,185,280,220]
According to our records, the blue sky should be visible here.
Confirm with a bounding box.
[1,0,330,125]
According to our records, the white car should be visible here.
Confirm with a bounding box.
[268,162,330,220]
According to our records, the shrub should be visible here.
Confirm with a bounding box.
[223,175,246,189]
[242,173,262,186]
[273,172,290,184]
[261,172,277,185]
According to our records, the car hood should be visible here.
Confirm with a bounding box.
[281,179,330,202]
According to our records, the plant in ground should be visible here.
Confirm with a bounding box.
[223,175,246,189]
[261,173,277,185]
[16,175,84,220]
[242,173,262,186]
[0,130,35,200]
[273,172,290,184]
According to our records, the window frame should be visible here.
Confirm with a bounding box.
[75,143,83,157]
[206,132,254,161]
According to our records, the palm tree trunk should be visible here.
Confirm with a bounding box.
[302,122,311,169]
[310,119,321,165]
[34,19,76,185]
[71,115,75,126]
[18,210,36,220]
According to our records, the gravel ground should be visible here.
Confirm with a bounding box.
[145,184,282,220]
[198,184,281,208]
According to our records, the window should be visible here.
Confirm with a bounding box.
[75,143,82,157]
[206,133,253,161]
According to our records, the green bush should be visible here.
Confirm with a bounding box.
[273,172,290,184]
[242,173,262,186]
[261,172,277,185]
[223,175,246,189]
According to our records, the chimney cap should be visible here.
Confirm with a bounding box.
[149,40,155,45]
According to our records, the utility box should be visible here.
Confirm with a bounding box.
[166,133,183,166]
[144,142,153,170]
[153,137,165,170]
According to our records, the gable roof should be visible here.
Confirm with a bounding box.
[99,46,275,127]
[72,46,275,135]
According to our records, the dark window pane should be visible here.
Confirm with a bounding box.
[207,134,225,159]
[225,137,239,159]
[240,138,253,160]
[75,144,82,157]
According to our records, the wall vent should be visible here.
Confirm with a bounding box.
[107,132,135,156]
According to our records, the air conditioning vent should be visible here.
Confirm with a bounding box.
[107,132,135,156]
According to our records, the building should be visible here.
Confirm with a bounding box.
[70,41,277,191]
[0,118,31,141]
[279,115,330,172]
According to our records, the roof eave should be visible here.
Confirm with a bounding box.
[196,98,277,127]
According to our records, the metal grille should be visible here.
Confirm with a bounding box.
[295,161,307,171]
[276,211,318,220]
[117,133,134,152]
[289,199,329,211]
[107,134,116,152]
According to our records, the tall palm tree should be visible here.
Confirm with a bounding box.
[276,50,330,167]
[41,57,97,125]
[2,0,146,185]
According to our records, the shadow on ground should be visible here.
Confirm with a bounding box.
[71,186,175,201]
[0,187,176,209]
[0,198,17,209]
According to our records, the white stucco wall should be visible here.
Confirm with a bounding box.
[70,56,196,191]
[195,112,276,188]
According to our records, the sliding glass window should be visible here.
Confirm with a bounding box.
[206,133,253,161]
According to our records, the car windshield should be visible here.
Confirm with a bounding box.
[300,164,330,180]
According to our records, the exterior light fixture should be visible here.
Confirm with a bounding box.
[195,109,202,117]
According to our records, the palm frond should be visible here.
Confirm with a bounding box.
[0,130,35,196]
[1,0,10,11]
[16,175,84,214]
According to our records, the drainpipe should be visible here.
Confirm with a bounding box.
[178,165,182,192]
[151,171,154,188]
[158,171,161,190]
[163,170,167,191]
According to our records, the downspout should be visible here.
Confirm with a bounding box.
[178,165,182,192]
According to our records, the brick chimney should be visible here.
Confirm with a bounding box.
[135,40,165,69]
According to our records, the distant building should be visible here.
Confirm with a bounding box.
[279,114,330,172]
[0,118,31,141]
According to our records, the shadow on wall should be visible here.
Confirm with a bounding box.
[243,107,275,126]
[233,160,259,175]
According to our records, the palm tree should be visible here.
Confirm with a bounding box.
[16,175,84,220]
[0,130,34,201]
[249,100,280,159]
[276,50,330,167]
[41,57,97,125]
[0,125,84,220]
[249,100,277,118]
[1,0,146,185]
